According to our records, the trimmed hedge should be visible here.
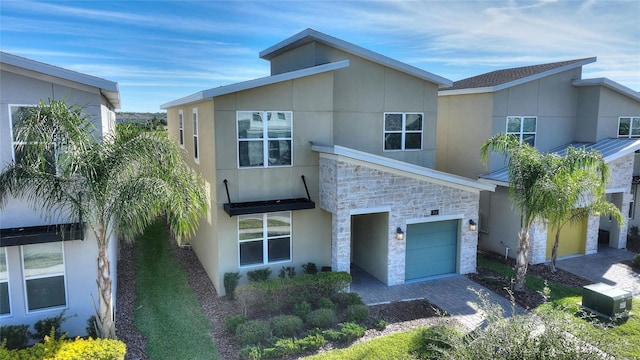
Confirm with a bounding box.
[236,320,270,346]
[0,335,126,360]
[269,315,303,337]
[306,308,336,328]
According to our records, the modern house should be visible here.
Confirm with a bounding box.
[162,29,495,295]
[436,57,640,264]
[0,52,120,336]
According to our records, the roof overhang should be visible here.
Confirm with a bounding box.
[161,59,349,109]
[312,144,495,193]
[573,78,640,102]
[1,222,84,247]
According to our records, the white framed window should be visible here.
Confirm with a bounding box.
[237,111,292,168]
[22,242,67,312]
[506,116,537,146]
[192,108,199,163]
[0,247,10,316]
[238,212,291,267]
[383,113,423,151]
[178,109,185,147]
[9,105,57,173]
[617,117,640,138]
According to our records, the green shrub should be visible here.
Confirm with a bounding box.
[345,304,369,323]
[263,338,298,358]
[236,320,270,346]
[0,324,30,350]
[278,266,296,279]
[269,315,303,337]
[86,316,99,339]
[374,319,388,331]
[338,322,366,342]
[32,310,70,341]
[306,308,336,328]
[410,325,459,359]
[321,329,343,342]
[225,314,246,333]
[317,297,336,310]
[293,300,311,319]
[633,253,640,268]
[302,262,318,275]
[296,333,327,351]
[224,272,242,300]
[332,292,364,308]
[247,268,271,282]
[239,345,262,360]
[0,335,126,360]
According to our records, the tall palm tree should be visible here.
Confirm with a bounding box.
[0,100,208,338]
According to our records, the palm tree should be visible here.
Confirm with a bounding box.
[0,100,208,338]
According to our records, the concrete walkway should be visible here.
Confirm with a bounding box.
[350,267,526,331]
[556,247,640,296]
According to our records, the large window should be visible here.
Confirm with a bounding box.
[506,116,537,146]
[178,109,184,147]
[237,111,292,168]
[192,108,199,162]
[10,105,56,173]
[0,248,9,316]
[618,117,640,138]
[238,212,291,267]
[383,113,423,151]
[22,243,67,312]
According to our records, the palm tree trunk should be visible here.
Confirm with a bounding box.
[514,227,530,291]
[551,229,560,272]
[96,233,115,339]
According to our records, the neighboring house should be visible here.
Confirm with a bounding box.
[162,29,494,295]
[0,52,120,336]
[436,57,640,264]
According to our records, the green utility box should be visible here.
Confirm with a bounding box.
[582,283,632,317]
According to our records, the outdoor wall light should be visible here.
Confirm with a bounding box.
[469,219,477,231]
[396,227,404,240]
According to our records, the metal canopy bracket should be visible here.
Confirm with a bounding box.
[223,176,315,216]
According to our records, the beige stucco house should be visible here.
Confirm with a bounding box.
[0,52,120,336]
[162,29,494,295]
[436,57,640,264]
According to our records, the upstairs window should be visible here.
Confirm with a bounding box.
[506,116,537,146]
[618,117,640,138]
[22,242,67,312]
[192,108,199,163]
[0,247,9,316]
[178,109,184,147]
[10,105,56,173]
[384,113,423,151]
[237,111,292,168]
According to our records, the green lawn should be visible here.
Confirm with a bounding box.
[134,220,220,360]
[304,330,419,360]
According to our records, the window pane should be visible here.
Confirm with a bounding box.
[11,106,32,139]
[267,112,291,138]
[384,133,402,150]
[523,134,535,147]
[506,117,521,132]
[405,114,423,131]
[384,114,402,131]
[23,243,63,278]
[238,112,263,139]
[267,212,290,237]
[238,141,264,167]
[268,140,291,166]
[0,282,9,315]
[405,133,422,150]
[0,248,6,281]
[14,144,56,173]
[632,118,640,136]
[268,237,290,263]
[240,240,263,266]
[523,117,536,132]
[192,114,198,136]
[26,276,66,310]
[239,215,264,240]
[193,136,199,159]
[619,118,631,136]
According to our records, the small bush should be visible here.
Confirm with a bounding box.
[374,319,388,331]
[263,338,298,358]
[316,297,336,310]
[239,345,262,360]
[270,315,303,338]
[293,300,311,319]
[0,335,126,360]
[224,272,242,300]
[225,314,246,333]
[321,329,343,342]
[306,308,336,328]
[302,262,318,275]
[0,324,30,350]
[297,333,327,350]
[33,310,70,341]
[86,316,99,339]
[345,304,369,323]
[633,253,640,268]
[332,292,364,308]
[278,266,296,279]
[236,320,270,346]
[247,268,271,282]
[338,322,366,342]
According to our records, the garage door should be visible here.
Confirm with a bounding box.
[546,217,587,259]
[405,220,458,281]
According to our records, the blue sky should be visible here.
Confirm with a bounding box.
[1,0,638,112]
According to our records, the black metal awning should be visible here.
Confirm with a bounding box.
[223,175,316,216]
[0,223,85,247]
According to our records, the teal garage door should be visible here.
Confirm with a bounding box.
[405,220,458,280]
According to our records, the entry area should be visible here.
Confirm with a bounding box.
[351,213,389,285]
[405,220,458,281]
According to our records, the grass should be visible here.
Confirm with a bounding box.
[134,219,220,360]
[303,329,419,360]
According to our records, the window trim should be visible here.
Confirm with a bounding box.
[192,108,199,163]
[236,110,293,169]
[21,242,68,314]
[178,109,185,148]
[506,116,537,146]
[0,247,10,317]
[383,112,424,152]
[617,116,640,138]
[237,212,292,268]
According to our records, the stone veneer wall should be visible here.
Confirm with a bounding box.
[318,156,480,286]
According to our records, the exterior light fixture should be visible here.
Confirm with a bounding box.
[469,219,477,231]
[396,227,404,240]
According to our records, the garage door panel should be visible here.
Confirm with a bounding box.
[406,220,458,280]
